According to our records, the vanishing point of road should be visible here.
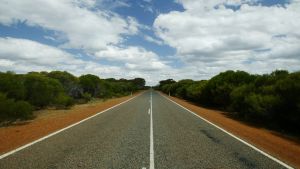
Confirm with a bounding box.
[0,90,291,169]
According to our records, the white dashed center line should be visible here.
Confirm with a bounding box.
[150,91,155,169]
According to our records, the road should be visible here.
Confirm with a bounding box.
[0,90,289,168]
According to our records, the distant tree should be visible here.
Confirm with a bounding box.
[173,79,194,98]
[203,70,255,108]
[105,78,117,82]
[271,70,289,78]
[48,71,82,98]
[79,74,101,97]
[186,80,208,103]
[159,79,176,87]
[132,78,146,89]
[97,80,113,98]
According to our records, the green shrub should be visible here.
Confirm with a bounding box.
[202,70,255,107]
[82,92,92,102]
[229,84,251,114]
[24,73,64,107]
[14,101,34,120]
[47,71,81,98]
[185,80,208,103]
[0,93,33,121]
[53,93,74,109]
[0,72,26,100]
[243,94,280,120]
[0,93,15,120]
[79,74,101,97]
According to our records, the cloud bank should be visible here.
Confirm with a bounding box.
[154,0,300,77]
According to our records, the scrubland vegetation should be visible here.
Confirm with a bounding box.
[157,70,300,134]
[0,71,145,122]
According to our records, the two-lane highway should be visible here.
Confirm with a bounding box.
[0,90,290,168]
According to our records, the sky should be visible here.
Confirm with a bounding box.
[0,0,299,85]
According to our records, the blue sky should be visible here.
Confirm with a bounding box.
[0,0,299,85]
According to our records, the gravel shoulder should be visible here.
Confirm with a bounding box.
[0,92,141,155]
[163,92,300,168]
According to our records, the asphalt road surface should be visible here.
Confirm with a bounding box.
[0,90,289,169]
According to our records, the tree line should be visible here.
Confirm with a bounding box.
[156,70,300,134]
[0,71,146,122]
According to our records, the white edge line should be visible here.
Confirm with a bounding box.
[0,93,142,160]
[158,92,294,169]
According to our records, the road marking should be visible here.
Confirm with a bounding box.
[159,92,294,169]
[0,93,142,160]
[149,91,155,169]
[148,108,150,115]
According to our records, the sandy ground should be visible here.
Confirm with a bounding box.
[0,93,141,155]
[165,93,300,168]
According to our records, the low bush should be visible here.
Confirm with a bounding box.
[53,93,74,109]
[82,92,92,102]
[0,93,33,122]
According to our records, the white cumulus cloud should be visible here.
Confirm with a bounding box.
[95,46,169,71]
[0,0,139,52]
[0,37,122,77]
[154,0,300,77]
